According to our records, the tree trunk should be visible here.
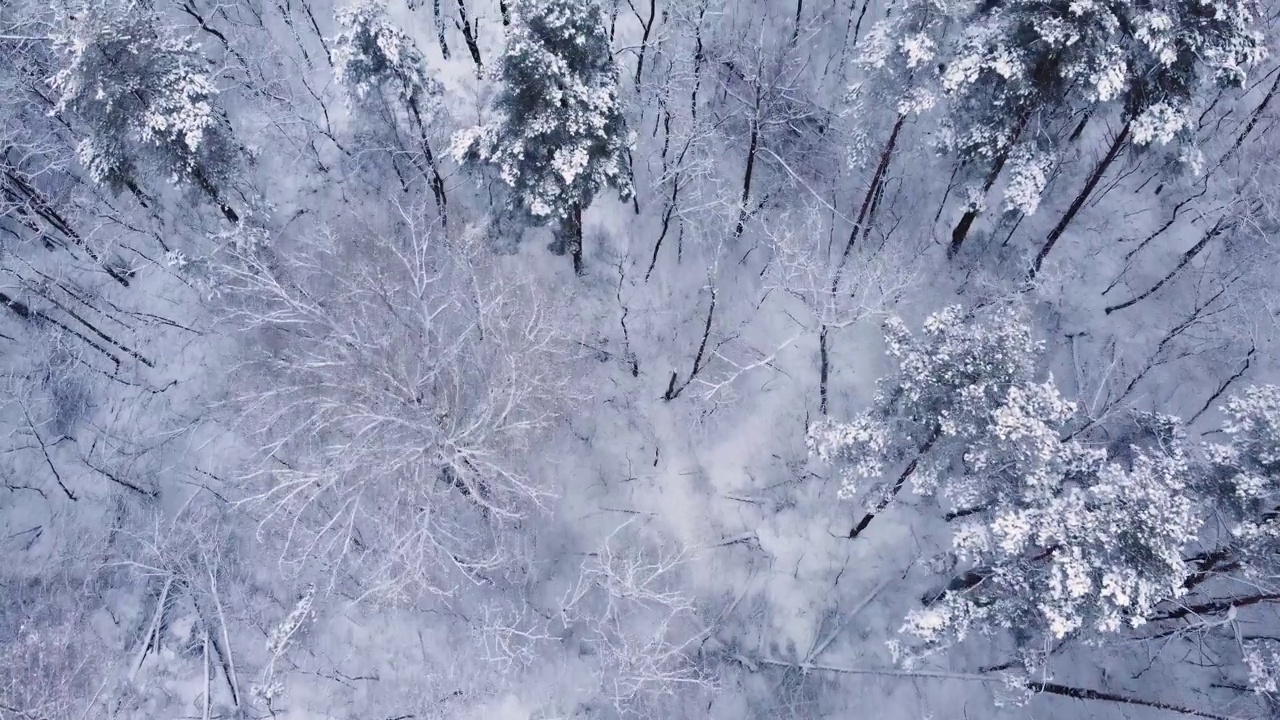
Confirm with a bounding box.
[948,110,1031,259]
[690,3,706,125]
[1224,68,1280,161]
[836,114,904,276]
[2,168,132,286]
[634,0,657,86]
[433,0,451,59]
[1029,120,1130,281]
[848,428,939,539]
[456,0,482,71]
[498,0,510,25]
[190,165,239,223]
[408,97,449,225]
[733,115,760,239]
[1104,216,1233,315]
[568,203,585,275]
[818,325,829,416]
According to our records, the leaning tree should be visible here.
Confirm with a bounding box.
[332,0,450,222]
[49,2,242,223]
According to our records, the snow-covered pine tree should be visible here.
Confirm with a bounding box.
[808,303,1050,539]
[1202,386,1280,581]
[49,4,241,223]
[901,411,1199,668]
[810,305,1201,668]
[332,0,449,222]
[451,0,633,275]
[860,0,1266,259]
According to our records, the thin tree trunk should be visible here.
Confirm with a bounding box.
[849,429,939,539]
[433,0,451,59]
[498,0,510,25]
[2,171,132,286]
[948,110,1031,259]
[818,116,904,419]
[850,0,870,46]
[1104,216,1232,315]
[648,178,679,281]
[836,114,904,276]
[1147,591,1280,624]
[208,567,240,708]
[634,0,657,86]
[1031,681,1240,720]
[663,286,716,401]
[191,166,239,223]
[408,97,449,225]
[1223,68,1280,162]
[733,114,760,239]
[818,325,829,415]
[1,291,122,369]
[456,0,482,71]
[690,2,706,125]
[1068,109,1092,142]
[790,0,803,45]
[1029,120,1130,281]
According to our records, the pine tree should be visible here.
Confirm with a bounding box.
[812,306,1200,666]
[332,0,449,222]
[451,0,632,275]
[1204,386,1280,577]
[859,0,1266,259]
[50,5,241,222]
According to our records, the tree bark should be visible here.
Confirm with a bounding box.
[849,428,939,539]
[1029,120,1130,281]
[568,203,585,275]
[408,97,449,225]
[948,110,1031,259]
[634,0,657,86]
[836,114,904,277]
[456,0,482,72]
[818,325,829,416]
[1104,216,1232,315]
[732,114,760,240]
[433,0,451,59]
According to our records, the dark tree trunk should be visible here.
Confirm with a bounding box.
[1224,68,1280,161]
[408,97,449,225]
[634,0,657,86]
[1068,109,1092,142]
[569,203,585,275]
[836,114,904,274]
[2,168,132,286]
[1029,120,1130,281]
[1105,216,1233,315]
[499,0,510,25]
[690,3,706,125]
[848,429,938,539]
[733,115,760,239]
[947,110,1031,259]
[433,0,451,59]
[191,165,239,224]
[818,325,829,415]
[456,0,482,71]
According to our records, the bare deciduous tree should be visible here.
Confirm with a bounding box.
[221,201,573,602]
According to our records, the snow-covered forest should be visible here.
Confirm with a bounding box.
[4,0,1280,716]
